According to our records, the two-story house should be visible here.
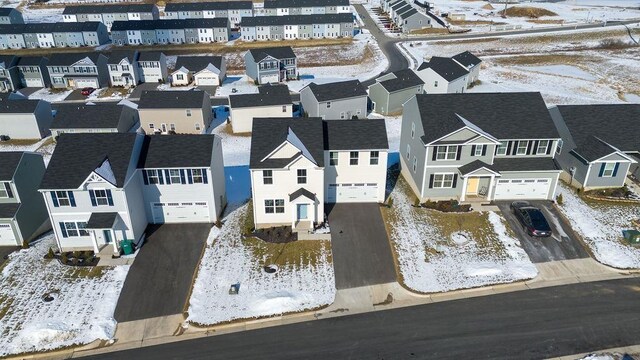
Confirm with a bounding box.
[0,8,24,24]
[62,4,159,31]
[0,95,53,140]
[368,69,424,115]
[47,52,109,89]
[170,55,226,86]
[451,51,482,87]
[107,50,140,87]
[250,117,388,231]
[229,84,292,133]
[137,51,168,83]
[549,104,639,190]
[164,1,253,28]
[138,90,212,134]
[400,92,562,203]
[16,56,49,88]
[300,80,368,119]
[50,101,139,138]
[0,55,19,92]
[244,46,297,84]
[0,152,49,246]
[415,56,469,94]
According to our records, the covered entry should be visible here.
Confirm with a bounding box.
[458,160,501,202]
[86,212,121,255]
[290,188,316,231]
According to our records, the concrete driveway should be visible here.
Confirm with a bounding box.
[64,89,88,101]
[114,223,210,322]
[497,201,590,263]
[327,203,397,289]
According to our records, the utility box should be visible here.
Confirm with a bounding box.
[120,240,134,255]
[622,230,640,245]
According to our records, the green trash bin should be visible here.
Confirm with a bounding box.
[622,230,640,245]
[120,240,134,255]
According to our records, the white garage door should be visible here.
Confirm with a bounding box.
[73,79,98,89]
[0,224,16,246]
[326,183,378,203]
[151,202,210,223]
[25,78,43,87]
[260,73,279,84]
[494,178,551,200]
[196,76,218,86]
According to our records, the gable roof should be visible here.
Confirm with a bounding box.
[264,0,349,8]
[138,90,206,109]
[62,4,156,14]
[414,92,559,144]
[376,69,423,93]
[289,187,316,201]
[248,46,296,62]
[173,56,223,74]
[0,7,18,16]
[240,13,352,26]
[108,50,137,64]
[0,95,41,113]
[16,56,45,67]
[51,102,128,130]
[229,84,292,108]
[417,56,469,82]
[452,51,482,67]
[48,52,102,67]
[165,1,252,11]
[305,80,367,102]
[323,119,388,150]
[40,133,139,190]
[458,160,499,176]
[138,51,164,62]
[138,134,215,168]
[111,18,228,32]
[0,152,24,181]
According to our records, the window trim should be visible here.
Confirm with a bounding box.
[370,151,379,165]
[435,145,458,161]
[516,141,529,155]
[329,151,338,166]
[297,169,307,184]
[433,173,455,188]
[536,140,549,154]
[602,162,616,177]
[349,151,359,165]
[496,141,508,156]
[263,170,273,185]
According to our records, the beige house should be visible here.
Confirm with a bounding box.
[138,90,212,134]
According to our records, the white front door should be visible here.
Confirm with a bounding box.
[493,178,551,200]
[151,202,210,223]
[0,223,16,246]
[326,183,379,203]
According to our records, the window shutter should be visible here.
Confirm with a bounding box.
[470,145,476,156]
[506,141,512,155]
[546,142,552,155]
[202,169,208,184]
[89,190,97,206]
[180,169,186,184]
[532,140,539,155]
[59,222,68,238]
[526,141,533,155]
[142,170,148,185]
[428,174,434,189]
[4,183,13,198]
[512,141,519,155]
[612,163,620,177]
[51,191,59,207]
[187,169,193,184]
[481,145,487,156]
[158,170,164,185]
[106,189,114,206]
[68,191,76,207]
[164,170,170,184]
[452,174,458,188]
[431,147,437,161]
[456,147,462,161]
[598,163,605,177]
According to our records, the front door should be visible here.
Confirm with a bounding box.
[103,229,112,244]
[466,178,480,195]
[297,204,308,220]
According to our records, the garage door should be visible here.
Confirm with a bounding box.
[260,73,279,84]
[0,224,16,246]
[73,79,98,89]
[196,76,218,86]
[151,202,210,223]
[326,183,378,203]
[494,178,551,200]
[25,78,43,87]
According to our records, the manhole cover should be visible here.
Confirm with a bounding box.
[264,265,279,274]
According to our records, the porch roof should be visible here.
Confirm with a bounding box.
[86,212,118,229]
[458,160,500,177]
[290,187,315,202]
[0,203,19,219]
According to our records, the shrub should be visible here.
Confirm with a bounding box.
[82,251,93,260]
[414,198,421,207]
[387,197,394,208]
[556,193,563,205]
[73,251,81,259]
[215,219,223,228]
[46,247,55,259]
[60,252,68,264]
[242,201,255,236]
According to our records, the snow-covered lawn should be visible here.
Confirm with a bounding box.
[556,184,640,269]
[187,204,335,325]
[385,175,537,293]
[0,136,56,165]
[0,234,129,357]
[27,88,73,103]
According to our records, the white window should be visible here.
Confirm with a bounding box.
[496,141,507,156]
[282,105,287,112]
[0,183,8,198]
[411,122,415,139]
[434,80,438,87]
[537,140,549,154]
[55,191,71,206]
[62,221,89,237]
[602,163,616,177]
[516,141,528,155]
[556,139,563,154]
[146,169,160,184]
[93,189,110,206]
[412,156,417,173]
[263,170,273,184]
[350,151,359,165]
[297,169,307,184]
[370,151,379,165]
[195,123,201,131]
[433,174,454,188]
[326,101,331,108]
[264,199,284,214]
[474,145,483,157]
[192,169,204,183]
[186,109,192,117]
[149,123,155,129]
[436,145,457,161]
[329,151,338,166]
[406,144,410,161]
[176,74,184,80]
[169,169,181,183]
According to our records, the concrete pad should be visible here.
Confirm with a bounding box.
[114,320,146,343]
[534,261,577,281]
[491,282,531,294]
[577,272,627,283]
[430,287,496,302]
[142,314,185,339]
[562,258,620,276]
[525,278,579,289]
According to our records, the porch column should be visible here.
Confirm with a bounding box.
[111,229,119,255]
[90,231,99,253]
[487,175,496,200]
[460,176,468,202]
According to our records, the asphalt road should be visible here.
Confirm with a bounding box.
[327,203,397,289]
[84,278,640,360]
[113,223,210,322]
[497,201,590,263]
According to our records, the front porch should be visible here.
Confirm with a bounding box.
[86,212,123,256]
[290,188,318,233]
[458,160,501,203]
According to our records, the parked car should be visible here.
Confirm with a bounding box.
[510,201,552,237]
[81,87,95,96]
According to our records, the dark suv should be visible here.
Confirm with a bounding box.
[510,201,552,237]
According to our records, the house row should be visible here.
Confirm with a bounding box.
[164,1,253,28]
[62,4,159,32]
[0,7,23,24]
[240,13,354,41]
[260,0,351,16]
[0,22,108,49]
[383,0,432,33]
[110,18,231,46]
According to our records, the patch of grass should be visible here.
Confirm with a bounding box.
[527,19,564,24]
[242,237,331,268]
[500,6,558,18]
[98,87,131,98]
[0,138,40,147]
[66,266,105,279]
[0,295,13,321]
[425,210,506,255]
[448,20,504,26]
[410,27,450,35]
[493,53,586,66]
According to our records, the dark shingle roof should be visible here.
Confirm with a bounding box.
[248,46,296,62]
[571,135,619,162]
[0,96,41,113]
[138,51,164,62]
[51,103,126,130]
[108,50,137,64]
[264,0,348,8]
[0,23,25,34]
[165,1,252,11]
[452,51,482,67]
[0,152,23,181]
[323,119,388,150]
[0,203,19,219]
[138,90,206,109]
[492,157,559,172]
[0,55,17,68]
[0,7,18,16]
[399,8,418,18]
[86,212,118,229]
[138,134,215,168]
[63,4,156,15]
[377,69,423,93]
[289,187,316,201]
[47,52,102,67]
[173,56,223,73]
[250,117,325,169]
[16,56,45,67]
[41,133,139,189]
[306,80,367,102]
[458,160,499,176]
[229,84,291,108]
[415,92,559,144]
[417,56,468,82]
[241,13,352,26]
[111,18,228,31]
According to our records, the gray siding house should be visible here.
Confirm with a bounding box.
[0,152,49,246]
[240,13,353,41]
[164,1,253,28]
[107,50,140,87]
[110,18,230,46]
[300,80,368,119]
[0,8,24,24]
[368,69,423,115]
[50,102,139,138]
[550,104,639,190]
[400,92,562,202]
[137,51,168,83]
[47,52,109,89]
[0,24,26,49]
[62,4,159,31]
[0,96,53,139]
[16,56,49,88]
[0,55,19,92]
[261,0,351,15]
[245,46,297,84]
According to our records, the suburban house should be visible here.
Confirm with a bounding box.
[228,84,292,133]
[170,55,226,86]
[244,46,297,84]
[415,56,469,94]
[549,104,639,190]
[164,1,253,28]
[0,96,53,139]
[400,92,563,202]
[0,152,49,247]
[16,56,49,88]
[300,80,368,119]
[384,0,431,33]
[110,18,231,46]
[39,132,226,253]
[138,90,212,134]
[0,55,19,92]
[62,4,160,31]
[47,52,109,89]
[50,101,139,138]
[260,0,351,16]
[452,51,482,86]
[0,22,109,49]
[137,51,168,83]
[249,117,388,231]
[240,14,354,41]
[368,69,424,115]
[107,50,140,87]
[0,8,23,24]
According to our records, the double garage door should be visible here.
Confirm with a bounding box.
[196,76,219,86]
[0,224,16,246]
[151,202,210,224]
[24,78,43,88]
[259,73,279,84]
[326,183,379,203]
[494,178,552,200]
[72,79,99,89]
